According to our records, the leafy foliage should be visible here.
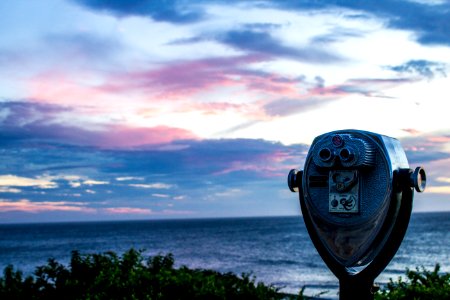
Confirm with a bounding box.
[0,249,301,300]
[376,264,450,300]
[2,249,447,300]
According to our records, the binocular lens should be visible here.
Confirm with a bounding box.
[319,148,333,161]
[339,148,353,162]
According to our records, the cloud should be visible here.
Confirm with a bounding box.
[129,183,173,189]
[166,36,207,45]
[99,54,269,98]
[103,207,153,214]
[309,78,413,98]
[436,177,450,184]
[73,0,205,23]
[402,128,421,135]
[379,1,450,46]
[116,176,144,181]
[1,135,307,198]
[272,0,450,46]
[69,182,82,188]
[0,175,57,189]
[101,206,194,216]
[3,121,196,149]
[75,0,450,46]
[1,130,447,219]
[0,101,69,127]
[219,29,343,63]
[83,179,109,185]
[413,157,450,197]
[388,60,447,79]
[263,97,330,117]
[400,132,450,164]
[217,121,261,136]
[405,150,450,164]
[258,76,414,119]
[426,186,450,194]
[0,187,21,193]
[41,32,123,68]
[0,131,309,224]
[0,101,197,148]
[76,0,449,56]
[0,199,94,213]
[152,193,170,198]
[310,26,365,45]
[243,23,283,31]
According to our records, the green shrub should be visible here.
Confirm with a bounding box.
[376,264,450,300]
[0,249,289,300]
[5,249,447,300]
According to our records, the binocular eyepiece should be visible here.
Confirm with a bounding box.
[313,134,376,168]
[317,146,355,165]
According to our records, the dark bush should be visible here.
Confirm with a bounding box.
[376,264,450,300]
[0,249,289,300]
[2,249,447,300]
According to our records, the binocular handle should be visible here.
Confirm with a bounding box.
[411,167,426,192]
[398,167,426,193]
[288,169,301,193]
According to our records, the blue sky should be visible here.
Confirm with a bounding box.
[0,0,449,223]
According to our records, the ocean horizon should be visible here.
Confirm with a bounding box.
[1,211,449,299]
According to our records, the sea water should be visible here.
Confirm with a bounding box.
[0,212,449,299]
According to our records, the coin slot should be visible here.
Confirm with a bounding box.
[309,175,328,187]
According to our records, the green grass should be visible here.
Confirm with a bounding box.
[0,249,448,299]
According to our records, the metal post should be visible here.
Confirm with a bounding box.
[339,276,374,300]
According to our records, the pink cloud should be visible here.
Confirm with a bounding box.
[0,200,195,217]
[103,207,153,214]
[403,128,421,135]
[96,125,197,148]
[28,71,113,106]
[170,101,269,122]
[5,114,197,148]
[417,158,450,194]
[427,136,450,143]
[269,150,302,163]
[25,54,297,129]
[214,161,282,176]
[99,54,269,98]
[401,132,450,154]
[2,100,198,148]
[0,199,95,213]
[213,148,301,178]
[243,74,301,97]
[102,207,194,216]
[96,54,304,106]
[23,54,319,126]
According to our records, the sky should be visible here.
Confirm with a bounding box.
[0,0,449,223]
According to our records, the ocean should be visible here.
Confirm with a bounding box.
[0,212,449,299]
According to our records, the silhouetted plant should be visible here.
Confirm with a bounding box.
[375,264,450,300]
[4,249,446,300]
[0,249,288,300]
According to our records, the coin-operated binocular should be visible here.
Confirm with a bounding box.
[288,130,426,300]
